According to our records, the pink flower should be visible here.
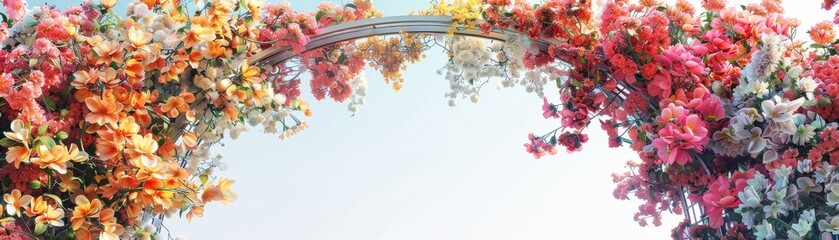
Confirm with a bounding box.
[542,97,559,119]
[524,133,556,159]
[656,104,687,124]
[648,70,673,99]
[696,96,726,120]
[652,126,693,165]
[2,0,27,23]
[702,177,740,228]
[652,109,709,165]
[701,169,753,228]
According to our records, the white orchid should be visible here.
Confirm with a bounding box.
[761,96,805,135]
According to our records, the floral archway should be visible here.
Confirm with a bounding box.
[1,0,839,239]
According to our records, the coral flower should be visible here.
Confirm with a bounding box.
[810,21,836,45]
[85,96,124,128]
[3,189,32,217]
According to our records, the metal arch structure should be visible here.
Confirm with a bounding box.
[248,15,563,66]
[243,15,709,239]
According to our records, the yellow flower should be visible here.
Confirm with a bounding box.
[4,119,29,142]
[128,26,152,47]
[3,189,32,217]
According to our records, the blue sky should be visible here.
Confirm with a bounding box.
[8,0,831,239]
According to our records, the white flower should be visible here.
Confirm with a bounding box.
[797,76,819,100]
[792,124,816,145]
[735,127,767,157]
[751,80,770,97]
[761,96,805,134]
[754,220,777,240]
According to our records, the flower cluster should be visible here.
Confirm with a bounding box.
[0,0,390,239]
[503,0,839,238]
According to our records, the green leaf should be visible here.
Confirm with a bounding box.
[0,138,16,147]
[810,43,825,49]
[59,86,73,102]
[34,222,47,236]
[346,3,357,9]
[337,53,347,64]
[0,217,14,223]
[336,14,343,22]
[56,131,68,140]
[316,11,325,21]
[200,174,209,185]
[34,136,57,149]
[656,6,667,12]
[28,59,37,68]
[28,180,42,190]
[60,109,70,118]
[38,124,49,136]
[43,97,57,111]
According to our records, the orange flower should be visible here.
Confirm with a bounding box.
[72,69,99,89]
[99,68,121,88]
[241,59,262,84]
[70,195,103,230]
[95,138,122,163]
[201,178,237,204]
[5,145,30,169]
[124,58,144,86]
[126,133,159,169]
[128,26,152,47]
[222,104,238,121]
[181,131,198,150]
[27,197,65,227]
[3,189,32,217]
[184,17,216,48]
[161,92,196,118]
[31,143,87,174]
[98,209,124,240]
[85,96,124,128]
[101,0,118,9]
[57,172,81,193]
[89,36,123,65]
[203,39,230,58]
[811,21,836,45]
